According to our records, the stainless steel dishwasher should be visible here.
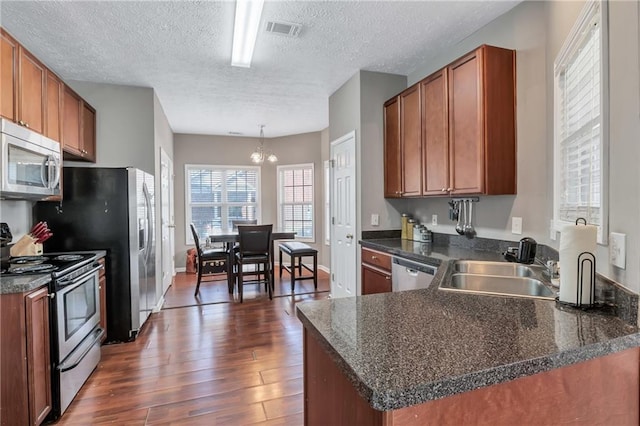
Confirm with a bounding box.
[391,257,437,291]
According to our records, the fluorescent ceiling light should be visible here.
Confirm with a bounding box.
[231,0,265,68]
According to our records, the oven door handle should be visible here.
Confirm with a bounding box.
[56,264,103,289]
[57,327,104,372]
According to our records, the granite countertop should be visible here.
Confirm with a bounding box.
[296,238,640,411]
[0,250,106,295]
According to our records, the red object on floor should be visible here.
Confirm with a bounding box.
[186,248,197,273]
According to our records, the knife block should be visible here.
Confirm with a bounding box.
[9,235,43,257]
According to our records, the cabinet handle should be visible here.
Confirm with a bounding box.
[385,276,391,280]
[25,122,29,128]
[441,188,447,192]
[48,293,55,299]
[371,256,377,260]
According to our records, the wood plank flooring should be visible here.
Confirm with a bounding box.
[56,270,330,425]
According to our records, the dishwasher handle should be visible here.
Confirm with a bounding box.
[392,256,437,276]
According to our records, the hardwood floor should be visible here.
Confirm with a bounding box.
[56,270,330,425]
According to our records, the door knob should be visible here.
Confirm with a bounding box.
[346,234,353,240]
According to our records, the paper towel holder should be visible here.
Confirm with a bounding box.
[556,217,597,309]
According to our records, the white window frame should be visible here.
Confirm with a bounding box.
[185,164,261,244]
[553,0,609,244]
[277,163,315,242]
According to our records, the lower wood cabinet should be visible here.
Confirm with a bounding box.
[1,286,52,425]
[361,248,392,295]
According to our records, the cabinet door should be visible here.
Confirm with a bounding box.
[81,101,96,161]
[399,85,422,196]
[18,47,46,134]
[421,70,450,196]
[63,85,82,154]
[384,97,402,198]
[45,71,63,142]
[448,50,483,195]
[1,29,18,122]
[25,287,52,425]
[362,264,392,295]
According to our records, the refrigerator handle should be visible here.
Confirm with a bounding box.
[142,182,152,261]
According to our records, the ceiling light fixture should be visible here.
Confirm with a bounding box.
[251,125,277,164]
[231,0,265,68]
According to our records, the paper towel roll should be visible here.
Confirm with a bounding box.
[559,223,597,305]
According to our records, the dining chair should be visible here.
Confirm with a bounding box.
[190,223,233,296]
[231,219,258,230]
[235,224,273,302]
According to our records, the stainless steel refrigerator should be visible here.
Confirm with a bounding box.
[35,167,156,343]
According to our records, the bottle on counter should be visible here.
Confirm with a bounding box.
[401,214,411,240]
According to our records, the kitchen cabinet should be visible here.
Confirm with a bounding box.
[1,286,52,426]
[1,28,18,122]
[384,85,422,198]
[98,257,107,344]
[62,84,96,162]
[18,46,46,134]
[383,97,401,197]
[45,70,63,142]
[446,45,516,195]
[361,247,392,295]
[1,28,47,135]
[384,44,516,198]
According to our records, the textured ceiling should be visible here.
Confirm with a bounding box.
[1,1,521,137]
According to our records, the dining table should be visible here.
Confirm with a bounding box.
[208,230,296,293]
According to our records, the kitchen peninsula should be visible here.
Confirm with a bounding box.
[297,239,640,425]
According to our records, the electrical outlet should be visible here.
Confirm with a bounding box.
[371,213,379,226]
[431,214,438,226]
[512,217,523,235]
[549,220,557,241]
[610,232,626,269]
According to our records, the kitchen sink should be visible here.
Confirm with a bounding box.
[440,260,556,300]
[452,260,544,278]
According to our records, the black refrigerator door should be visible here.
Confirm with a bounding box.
[34,167,135,343]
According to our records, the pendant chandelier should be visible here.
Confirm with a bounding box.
[250,125,277,164]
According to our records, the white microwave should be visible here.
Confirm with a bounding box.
[1,118,61,200]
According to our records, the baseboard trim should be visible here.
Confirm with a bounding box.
[176,267,186,273]
[153,295,165,313]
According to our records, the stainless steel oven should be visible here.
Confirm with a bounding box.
[0,118,61,200]
[49,256,104,417]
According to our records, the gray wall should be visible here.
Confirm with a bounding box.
[173,131,325,268]
[65,81,156,174]
[398,0,640,294]
[0,200,34,241]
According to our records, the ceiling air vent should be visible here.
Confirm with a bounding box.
[265,21,302,37]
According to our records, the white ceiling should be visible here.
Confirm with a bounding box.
[1,1,521,138]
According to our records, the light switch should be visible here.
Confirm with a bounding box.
[512,217,522,235]
[371,213,379,226]
[610,232,626,269]
[431,215,438,226]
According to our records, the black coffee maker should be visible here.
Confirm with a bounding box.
[504,237,537,264]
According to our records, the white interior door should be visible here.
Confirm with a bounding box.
[330,131,357,298]
[160,148,175,295]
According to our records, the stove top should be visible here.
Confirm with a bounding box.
[0,252,97,278]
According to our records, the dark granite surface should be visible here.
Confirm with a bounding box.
[0,250,106,295]
[296,237,640,411]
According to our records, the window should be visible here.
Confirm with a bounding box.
[277,164,314,241]
[185,165,260,242]
[554,0,608,243]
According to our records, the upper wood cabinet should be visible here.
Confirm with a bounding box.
[45,70,63,142]
[62,84,96,162]
[1,29,18,122]
[384,44,516,198]
[384,85,423,198]
[383,97,402,197]
[0,27,97,162]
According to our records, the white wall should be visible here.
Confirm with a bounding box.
[0,201,34,242]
